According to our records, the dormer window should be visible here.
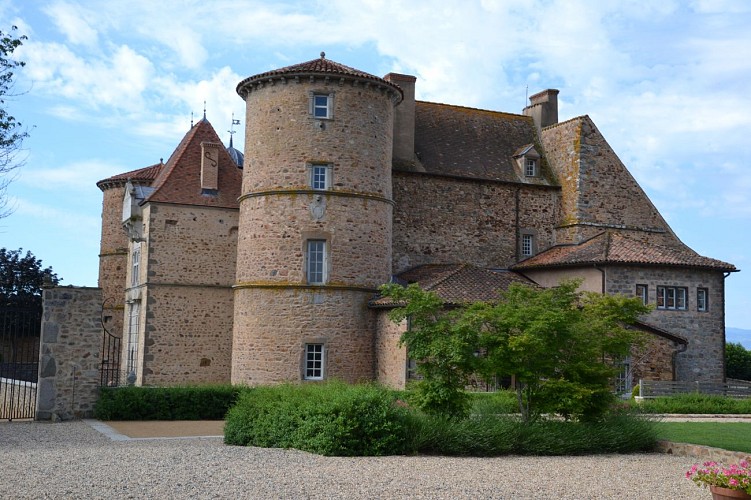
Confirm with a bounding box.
[525,158,537,177]
[310,92,334,119]
[513,144,541,179]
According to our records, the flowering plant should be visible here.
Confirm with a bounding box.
[686,461,751,494]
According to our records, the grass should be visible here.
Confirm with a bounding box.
[634,393,751,414]
[656,422,751,453]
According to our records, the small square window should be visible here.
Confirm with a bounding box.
[306,240,327,284]
[524,158,537,177]
[304,343,324,380]
[635,284,648,305]
[697,288,709,312]
[309,164,331,190]
[312,94,332,119]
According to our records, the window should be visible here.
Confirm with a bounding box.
[521,234,534,257]
[635,284,648,305]
[306,240,327,284]
[697,288,709,312]
[309,163,332,190]
[614,357,632,395]
[131,243,141,287]
[312,93,332,119]
[304,343,324,380]
[656,286,688,310]
[126,301,140,374]
[525,158,537,177]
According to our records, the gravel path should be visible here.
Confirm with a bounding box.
[0,420,709,499]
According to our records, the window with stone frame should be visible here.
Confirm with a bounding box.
[126,301,140,374]
[310,92,334,119]
[131,243,141,287]
[521,233,534,258]
[697,288,709,312]
[656,286,688,310]
[309,163,332,190]
[635,284,648,305]
[304,343,324,380]
[306,239,327,284]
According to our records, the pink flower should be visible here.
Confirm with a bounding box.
[730,479,740,487]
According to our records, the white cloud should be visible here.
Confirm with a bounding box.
[43,1,99,46]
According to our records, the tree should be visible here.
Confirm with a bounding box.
[0,247,59,308]
[1,26,29,219]
[381,280,649,422]
[726,342,751,381]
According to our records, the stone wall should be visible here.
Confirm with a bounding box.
[606,265,726,382]
[98,185,128,342]
[126,202,238,386]
[374,312,407,389]
[37,287,103,420]
[392,172,560,273]
[232,288,375,385]
[631,334,680,383]
[541,116,672,244]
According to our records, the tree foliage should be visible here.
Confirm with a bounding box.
[381,280,649,422]
[726,342,751,381]
[0,247,60,308]
[1,25,29,218]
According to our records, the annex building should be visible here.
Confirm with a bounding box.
[96,54,737,393]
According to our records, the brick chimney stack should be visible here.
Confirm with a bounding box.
[384,72,417,163]
[523,89,559,131]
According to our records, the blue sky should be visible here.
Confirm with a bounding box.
[1,0,750,334]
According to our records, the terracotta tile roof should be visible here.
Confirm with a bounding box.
[96,163,163,191]
[514,231,737,272]
[236,54,402,101]
[411,101,551,183]
[370,264,538,307]
[145,119,243,209]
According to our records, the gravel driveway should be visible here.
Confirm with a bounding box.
[0,420,708,499]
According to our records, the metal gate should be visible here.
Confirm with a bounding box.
[0,306,41,420]
[100,298,121,387]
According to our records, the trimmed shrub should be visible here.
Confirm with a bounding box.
[469,390,519,415]
[94,384,244,420]
[634,393,751,414]
[224,382,411,456]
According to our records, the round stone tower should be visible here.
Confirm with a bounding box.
[96,164,162,341]
[232,54,403,384]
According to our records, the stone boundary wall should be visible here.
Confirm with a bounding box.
[37,287,103,421]
[657,440,751,464]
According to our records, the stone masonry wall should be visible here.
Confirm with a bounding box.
[232,288,375,385]
[606,265,726,382]
[392,172,560,273]
[37,287,102,420]
[374,312,407,389]
[130,202,237,386]
[541,116,672,244]
[98,185,128,341]
[631,334,679,383]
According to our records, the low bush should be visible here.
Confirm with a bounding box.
[94,384,244,420]
[634,394,751,414]
[469,390,519,415]
[224,382,410,456]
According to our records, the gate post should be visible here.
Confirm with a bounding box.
[37,287,103,420]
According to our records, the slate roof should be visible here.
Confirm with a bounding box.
[236,53,402,101]
[96,163,164,191]
[411,101,550,183]
[370,264,537,308]
[144,118,243,209]
[514,231,737,272]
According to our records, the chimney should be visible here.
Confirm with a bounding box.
[384,72,416,163]
[523,89,559,131]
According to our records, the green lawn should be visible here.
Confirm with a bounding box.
[656,422,751,453]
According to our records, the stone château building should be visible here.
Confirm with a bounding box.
[96,54,737,392]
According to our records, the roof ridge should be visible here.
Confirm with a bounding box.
[416,100,529,120]
[423,264,468,291]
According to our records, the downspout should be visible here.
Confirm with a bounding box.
[671,342,688,381]
[514,187,520,262]
[594,265,606,294]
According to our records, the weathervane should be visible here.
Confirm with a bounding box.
[228,113,241,148]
